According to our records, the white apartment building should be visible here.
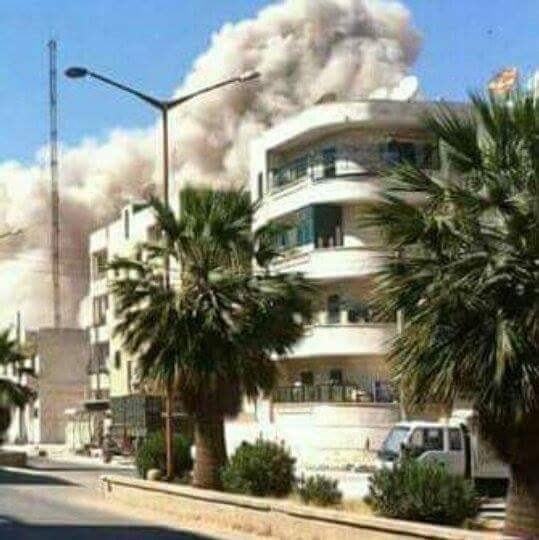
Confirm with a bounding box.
[225,98,459,469]
[68,202,164,451]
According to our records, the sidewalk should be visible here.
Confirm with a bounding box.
[1,443,136,470]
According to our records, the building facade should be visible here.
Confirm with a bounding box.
[3,327,88,445]
[69,201,171,451]
[225,99,456,469]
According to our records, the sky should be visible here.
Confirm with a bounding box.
[0,0,537,163]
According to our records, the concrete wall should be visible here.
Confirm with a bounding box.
[226,397,400,469]
[35,328,89,443]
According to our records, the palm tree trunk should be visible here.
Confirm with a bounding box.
[505,463,539,537]
[192,415,226,489]
[165,381,175,481]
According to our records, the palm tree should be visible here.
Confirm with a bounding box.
[0,330,34,443]
[110,187,315,488]
[359,91,538,536]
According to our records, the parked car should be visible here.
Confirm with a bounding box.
[376,409,509,493]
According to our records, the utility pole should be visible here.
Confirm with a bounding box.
[16,310,26,443]
[48,39,61,328]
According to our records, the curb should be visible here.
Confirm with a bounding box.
[102,475,495,540]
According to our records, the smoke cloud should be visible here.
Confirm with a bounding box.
[0,0,420,329]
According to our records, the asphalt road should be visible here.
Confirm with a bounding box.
[0,458,228,539]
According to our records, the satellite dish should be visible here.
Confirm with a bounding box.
[390,76,420,101]
[369,87,389,100]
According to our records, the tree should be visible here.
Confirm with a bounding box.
[110,187,315,488]
[359,91,538,536]
[0,330,34,443]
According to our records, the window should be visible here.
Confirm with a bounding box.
[257,172,263,200]
[383,139,417,166]
[289,156,308,181]
[91,249,108,280]
[449,428,463,451]
[410,428,423,448]
[329,369,342,385]
[114,351,121,370]
[92,295,108,326]
[124,209,130,239]
[423,428,444,451]
[276,207,314,250]
[300,371,314,385]
[409,428,443,452]
[322,147,336,178]
[90,342,109,374]
[327,294,341,324]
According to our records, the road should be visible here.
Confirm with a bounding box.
[0,458,237,539]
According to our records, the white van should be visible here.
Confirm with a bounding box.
[376,409,508,490]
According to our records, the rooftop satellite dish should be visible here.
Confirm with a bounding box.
[390,76,420,101]
[369,87,389,100]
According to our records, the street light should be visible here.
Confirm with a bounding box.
[66,65,260,480]
[65,66,260,207]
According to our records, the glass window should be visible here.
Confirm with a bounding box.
[382,426,410,454]
[90,342,109,374]
[322,147,336,178]
[383,139,417,166]
[91,249,108,280]
[327,294,341,324]
[449,428,463,451]
[423,428,444,451]
[276,207,314,250]
[410,428,423,448]
[92,295,109,326]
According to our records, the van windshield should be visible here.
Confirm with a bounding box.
[382,426,410,454]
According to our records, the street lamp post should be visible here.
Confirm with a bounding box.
[66,66,260,480]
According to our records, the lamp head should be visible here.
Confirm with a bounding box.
[238,70,261,83]
[65,67,88,79]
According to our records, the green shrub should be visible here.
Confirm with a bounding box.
[365,457,480,526]
[297,474,342,507]
[221,439,295,497]
[135,431,192,479]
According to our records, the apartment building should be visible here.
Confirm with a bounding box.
[69,202,165,451]
[225,98,460,468]
[3,327,87,444]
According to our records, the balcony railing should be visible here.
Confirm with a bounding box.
[273,382,396,404]
[269,142,436,192]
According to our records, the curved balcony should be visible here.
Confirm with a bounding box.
[271,246,384,280]
[255,176,380,229]
[282,323,395,359]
